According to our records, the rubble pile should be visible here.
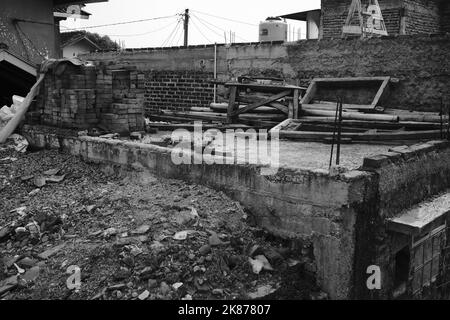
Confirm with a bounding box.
[0,145,322,300]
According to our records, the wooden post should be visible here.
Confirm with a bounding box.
[293,89,300,119]
[227,86,238,124]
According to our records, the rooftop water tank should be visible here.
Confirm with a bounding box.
[259,17,287,42]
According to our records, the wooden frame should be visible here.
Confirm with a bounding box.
[301,76,392,110]
[224,82,305,123]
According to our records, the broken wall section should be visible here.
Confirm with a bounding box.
[30,63,146,134]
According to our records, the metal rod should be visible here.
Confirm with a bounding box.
[213,43,217,103]
[329,99,340,169]
[440,98,444,140]
[336,97,343,166]
[447,104,450,141]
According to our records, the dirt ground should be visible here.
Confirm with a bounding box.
[0,140,323,300]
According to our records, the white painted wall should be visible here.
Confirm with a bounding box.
[63,39,96,58]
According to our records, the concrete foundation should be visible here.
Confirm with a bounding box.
[21,125,450,300]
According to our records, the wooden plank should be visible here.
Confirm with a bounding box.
[269,119,293,136]
[279,129,442,142]
[300,80,317,105]
[227,86,238,124]
[303,109,399,122]
[293,89,300,119]
[343,25,363,35]
[312,76,391,83]
[234,90,291,116]
[371,77,391,108]
[268,102,289,115]
[224,82,306,91]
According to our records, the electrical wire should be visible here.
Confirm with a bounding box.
[65,14,177,31]
[191,13,250,43]
[161,18,182,47]
[190,17,213,43]
[167,21,183,47]
[191,9,258,27]
[108,19,178,37]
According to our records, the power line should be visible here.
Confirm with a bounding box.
[190,17,213,43]
[65,14,177,31]
[161,18,182,47]
[191,9,258,27]
[168,21,183,47]
[192,13,250,43]
[108,19,178,37]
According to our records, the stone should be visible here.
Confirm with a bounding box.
[148,279,158,289]
[17,257,37,268]
[132,225,150,235]
[160,282,170,295]
[212,288,224,296]
[138,290,150,300]
[38,243,65,260]
[22,266,40,282]
[198,244,211,256]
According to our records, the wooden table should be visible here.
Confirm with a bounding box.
[224,82,306,124]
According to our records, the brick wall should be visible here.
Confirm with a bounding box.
[31,63,145,133]
[144,70,214,113]
[321,0,403,38]
[404,0,441,34]
[440,1,450,32]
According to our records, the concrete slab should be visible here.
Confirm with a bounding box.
[387,191,450,236]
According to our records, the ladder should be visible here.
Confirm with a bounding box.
[342,0,388,38]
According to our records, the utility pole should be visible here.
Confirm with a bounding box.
[183,9,189,47]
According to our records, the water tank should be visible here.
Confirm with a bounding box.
[259,17,287,42]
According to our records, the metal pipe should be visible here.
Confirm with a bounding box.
[214,43,217,103]
[336,97,343,166]
[329,99,340,169]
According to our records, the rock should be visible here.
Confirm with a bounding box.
[212,289,224,296]
[86,205,96,214]
[172,282,183,290]
[248,285,277,299]
[148,279,158,289]
[248,257,264,275]
[132,225,150,235]
[17,257,37,268]
[43,168,60,176]
[103,228,118,238]
[138,290,150,300]
[22,266,40,282]
[0,275,18,295]
[28,189,40,196]
[138,267,153,280]
[160,282,170,295]
[208,231,225,247]
[38,243,65,260]
[254,255,274,271]
[188,253,195,260]
[0,226,11,241]
[199,244,211,256]
[46,175,66,183]
[34,176,46,188]
[107,283,127,291]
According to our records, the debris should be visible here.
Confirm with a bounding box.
[86,205,96,214]
[212,288,224,296]
[248,284,277,299]
[130,132,142,140]
[0,275,18,296]
[43,168,60,176]
[172,282,183,290]
[255,255,274,271]
[148,279,158,289]
[28,189,40,196]
[10,206,27,217]
[37,243,66,260]
[45,175,66,183]
[199,244,211,256]
[103,228,118,238]
[13,263,25,274]
[208,231,225,247]
[132,224,150,235]
[138,290,150,300]
[8,134,28,153]
[22,266,40,283]
[34,176,46,188]
[173,230,195,241]
[160,282,171,295]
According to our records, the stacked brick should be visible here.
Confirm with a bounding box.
[144,70,214,113]
[31,63,146,134]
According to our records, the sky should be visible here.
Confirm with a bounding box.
[60,0,321,48]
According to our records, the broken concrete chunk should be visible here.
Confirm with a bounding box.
[38,243,66,260]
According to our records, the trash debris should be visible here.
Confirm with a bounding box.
[172,282,183,290]
[8,134,28,153]
[138,290,150,300]
[248,284,278,299]
[248,257,264,274]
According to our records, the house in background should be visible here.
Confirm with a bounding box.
[61,33,100,58]
[280,0,450,39]
[0,0,107,105]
